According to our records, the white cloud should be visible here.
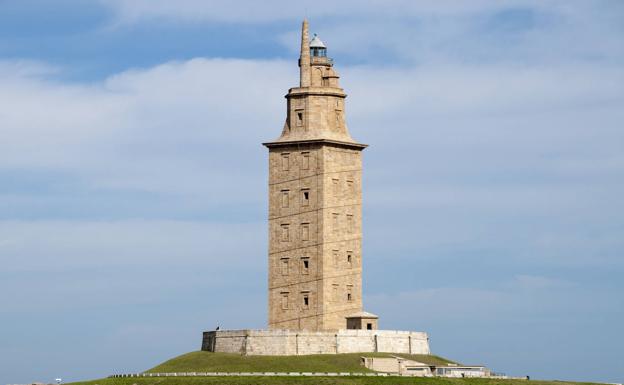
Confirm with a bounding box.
[511,274,572,290]
[101,0,519,24]
[0,58,295,200]
[101,1,624,68]
[1,54,623,268]
[0,219,264,273]
[345,65,624,119]
[3,59,622,190]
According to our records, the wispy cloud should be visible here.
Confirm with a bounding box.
[100,0,515,24]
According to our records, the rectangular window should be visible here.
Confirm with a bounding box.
[281,190,289,208]
[346,179,354,193]
[302,292,310,309]
[281,258,289,275]
[280,224,290,242]
[332,213,339,233]
[281,153,290,171]
[301,189,310,206]
[332,249,339,267]
[347,285,353,302]
[367,323,372,330]
[335,110,342,127]
[347,251,353,268]
[332,284,339,302]
[296,110,303,126]
[281,292,289,310]
[301,152,310,170]
[332,178,339,195]
[301,257,309,275]
[301,223,310,241]
[346,214,354,232]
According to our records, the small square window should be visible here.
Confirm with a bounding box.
[296,110,304,127]
[302,293,309,309]
[301,258,309,275]
[346,179,354,192]
[280,224,290,242]
[281,258,289,275]
[301,189,310,206]
[281,190,289,208]
[301,152,310,170]
[301,223,310,241]
[347,251,353,268]
[332,213,339,233]
[332,178,339,195]
[281,153,290,171]
[347,285,353,302]
[346,214,354,231]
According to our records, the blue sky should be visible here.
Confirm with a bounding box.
[1,0,623,383]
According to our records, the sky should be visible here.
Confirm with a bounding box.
[0,0,623,383]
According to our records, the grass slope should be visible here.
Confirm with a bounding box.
[146,351,456,373]
[67,352,601,385]
[69,377,602,385]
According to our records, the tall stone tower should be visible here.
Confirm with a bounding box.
[263,20,368,331]
[202,20,428,355]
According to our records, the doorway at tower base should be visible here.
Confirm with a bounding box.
[201,329,430,356]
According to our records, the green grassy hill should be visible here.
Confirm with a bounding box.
[146,351,456,373]
[67,351,601,385]
[70,376,601,385]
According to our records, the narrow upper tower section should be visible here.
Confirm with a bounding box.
[270,20,363,146]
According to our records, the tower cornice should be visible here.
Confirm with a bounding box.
[286,87,347,98]
[262,138,368,150]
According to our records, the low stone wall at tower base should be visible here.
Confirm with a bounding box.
[201,329,430,356]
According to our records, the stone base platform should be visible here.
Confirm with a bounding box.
[201,329,430,356]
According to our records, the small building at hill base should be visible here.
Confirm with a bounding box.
[346,311,379,330]
[361,356,491,378]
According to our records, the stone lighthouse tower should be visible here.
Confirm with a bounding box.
[202,21,430,354]
[263,20,370,331]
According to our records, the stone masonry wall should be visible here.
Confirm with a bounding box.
[201,329,430,356]
[267,143,364,331]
